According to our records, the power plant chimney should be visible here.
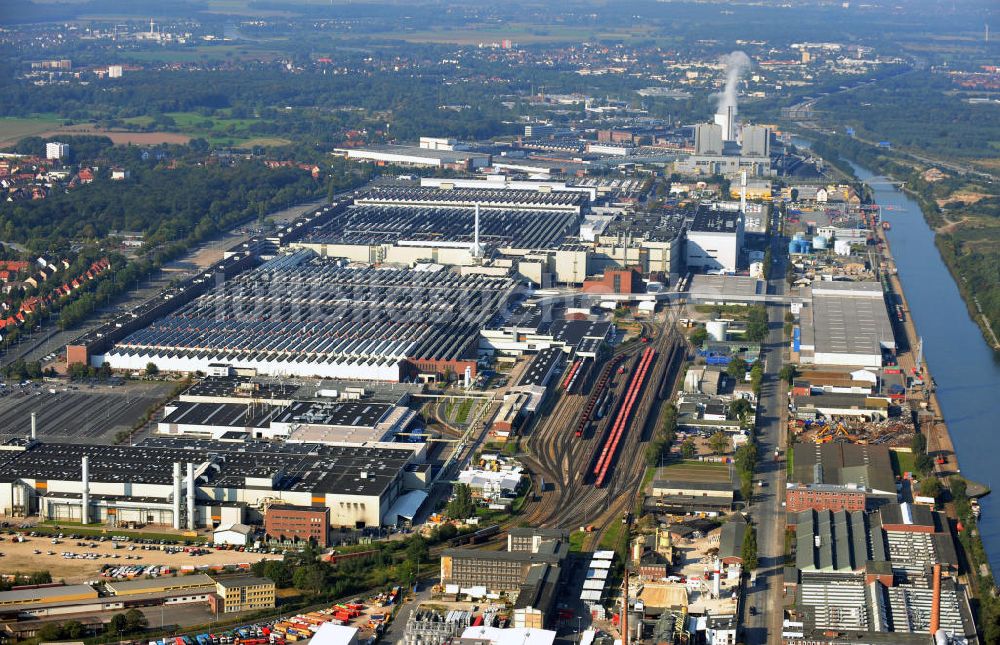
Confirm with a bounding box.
[186,462,196,531]
[81,456,90,525]
[172,462,182,530]
[30,412,36,440]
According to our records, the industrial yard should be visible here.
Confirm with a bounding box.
[0,532,282,583]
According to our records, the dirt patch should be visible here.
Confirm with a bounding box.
[935,191,990,207]
[0,535,281,583]
[40,126,191,145]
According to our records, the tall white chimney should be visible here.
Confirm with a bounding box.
[172,462,182,530]
[473,203,481,258]
[81,456,90,525]
[712,570,721,598]
[186,462,196,530]
[740,171,747,214]
[30,412,36,440]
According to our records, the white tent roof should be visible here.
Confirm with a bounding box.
[384,490,428,525]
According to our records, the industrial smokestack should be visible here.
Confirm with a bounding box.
[473,204,481,258]
[30,412,36,440]
[714,51,751,142]
[186,462,196,531]
[172,462,182,530]
[81,456,90,525]
[930,563,942,633]
[740,171,747,214]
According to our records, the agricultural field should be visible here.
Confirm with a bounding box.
[122,111,291,147]
[0,116,65,147]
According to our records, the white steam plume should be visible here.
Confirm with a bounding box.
[716,50,752,117]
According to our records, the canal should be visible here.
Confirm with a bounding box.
[853,163,1000,574]
[795,137,1000,571]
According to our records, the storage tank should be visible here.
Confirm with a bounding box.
[706,320,728,342]
[813,235,828,250]
[834,240,851,256]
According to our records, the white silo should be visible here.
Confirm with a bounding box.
[706,320,729,342]
[834,240,852,256]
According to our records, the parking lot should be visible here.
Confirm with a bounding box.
[0,380,174,443]
[0,530,283,583]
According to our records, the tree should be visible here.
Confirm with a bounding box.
[779,364,798,387]
[750,363,764,396]
[728,398,753,422]
[911,431,927,455]
[741,524,759,571]
[727,357,748,379]
[405,535,428,566]
[434,523,458,542]
[107,613,128,635]
[123,608,148,633]
[292,565,328,594]
[919,477,942,499]
[690,326,708,347]
[145,361,159,376]
[709,431,730,455]
[446,483,475,519]
[745,305,770,342]
[63,620,85,639]
[37,622,65,641]
[680,439,697,459]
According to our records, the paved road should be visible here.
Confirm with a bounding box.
[742,212,789,643]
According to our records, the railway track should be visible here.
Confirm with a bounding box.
[517,312,688,541]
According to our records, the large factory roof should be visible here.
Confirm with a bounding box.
[795,508,886,573]
[791,443,896,495]
[299,204,578,250]
[357,186,586,211]
[0,438,413,498]
[107,251,516,368]
[519,347,565,388]
[808,281,896,358]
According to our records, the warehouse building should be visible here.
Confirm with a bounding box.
[0,438,419,529]
[0,585,98,611]
[96,250,517,382]
[798,281,896,368]
[790,443,898,500]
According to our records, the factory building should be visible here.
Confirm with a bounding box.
[440,528,567,625]
[96,251,517,382]
[157,398,418,445]
[0,438,419,529]
[333,143,491,170]
[685,205,745,273]
[798,281,896,367]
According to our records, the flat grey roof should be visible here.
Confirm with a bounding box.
[809,282,895,358]
[106,574,215,594]
[0,584,96,605]
[688,274,761,299]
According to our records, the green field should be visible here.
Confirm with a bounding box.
[655,459,733,484]
[123,111,291,148]
[890,449,916,478]
[0,115,63,146]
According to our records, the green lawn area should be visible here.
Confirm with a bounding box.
[598,521,625,551]
[0,115,63,145]
[454,399,475,424]
[35,522,207,543]
[890,449,916,477]
[568,531,586,552]
[655,460,732,484]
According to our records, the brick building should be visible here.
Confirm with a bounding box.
[785,483,868,515]
[264,504,330,547]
